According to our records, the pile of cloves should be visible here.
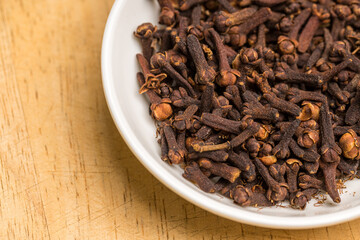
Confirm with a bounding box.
[135,0,360,209]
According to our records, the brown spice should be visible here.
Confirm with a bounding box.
[135,0,360,209]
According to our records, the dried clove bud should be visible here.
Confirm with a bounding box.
[298,173,323,190]
[200,112,241,134]
[258,155,277,166]
[189,150,229,162]
[339,130,360,160]
[298,101,321,121]
[272,119,301,159]
[338,159,359,176]
[171,87,200,108]
[253,158,288,202]
[191,121,260,152]
[135,23,157,62]
[183,162,216,192]
[187,34,217,85]
[286,159,302,193]
[289,138,320,163]
[298,15,321,53]
[297,128,320,149]
[151,53,197,96]
[163,123,186,164]
[173,105,199,131]
[214,7,258,33]
[232,185,273,207]
[264,92,301,116]
[198,158,241,183]
[137,72,172,121]
[209,28,241,87]
[158,0,176,26]
[269,163,286,183]
[345,88,360,125]
[319,103,342,203]
[290,188,318,209]
[245,138,261,157]
[228,151,256,182]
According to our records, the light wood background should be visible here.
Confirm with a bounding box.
[0,0,359,239]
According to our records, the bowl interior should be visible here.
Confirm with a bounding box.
[102,0,360,229]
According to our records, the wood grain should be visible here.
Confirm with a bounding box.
[0,0,359,239]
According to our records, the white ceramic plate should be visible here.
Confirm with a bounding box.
[101,0,360,229]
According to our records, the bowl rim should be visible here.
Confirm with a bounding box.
[101,0,360,229]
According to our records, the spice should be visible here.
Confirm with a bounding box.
[135,0,360,209]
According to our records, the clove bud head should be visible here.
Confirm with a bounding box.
[290,192,308,209]
[135,22,157,38]
[213,11,229,33]
[262,47,276,62]
[316,58,334,72]
[241,48,259,64]
[259,143,272,156]
[151,101,173,121]
[233,186,251,205]
[216,69,240,87]
[150,52,167,69]
[321,147,341,163]
[259,155,277,166]
[277,36,297,55]
[339,130,360,160]
[168,149,185,164]
[300,119,319,130]
[298,101,320,121]
[277,17,292,33]
[267,185,288,202]
[333,4,352,20]
[329,41,348,59]
[255,125,271,140]
[246,138,261,157]
[159,7,176,26]
[298,129,320,149]
[286,158,302,167]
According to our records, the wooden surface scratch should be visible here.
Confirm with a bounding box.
[0,0,360,239]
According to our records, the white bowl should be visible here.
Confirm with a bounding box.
[102,0,360,229]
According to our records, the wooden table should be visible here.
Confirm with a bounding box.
[1,0,359,239]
